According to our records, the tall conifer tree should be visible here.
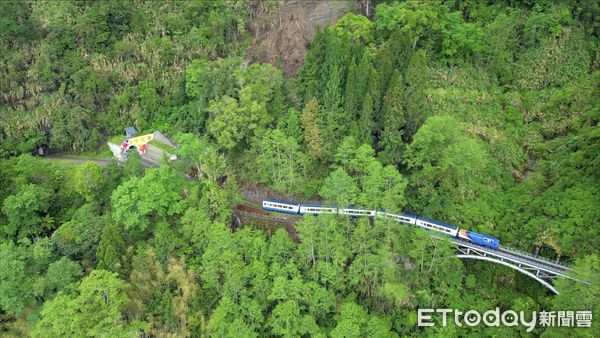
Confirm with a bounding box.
[404,49,428,141]
[300,98,324,161]
[379,69,406,165]
[359,93,374,145]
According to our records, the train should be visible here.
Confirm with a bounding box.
[262,199,500,249]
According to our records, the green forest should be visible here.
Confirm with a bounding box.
[0,0,598,336]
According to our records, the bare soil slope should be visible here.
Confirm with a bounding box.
[247,0,362,76]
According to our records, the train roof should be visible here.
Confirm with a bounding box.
[263,199,300,206]
[339,207,373,211]
[416,216,458,230]
[299,203,336,208]
[400,213,418,218]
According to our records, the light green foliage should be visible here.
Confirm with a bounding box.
[332,302,396,337]
[0,241,34,315]
[184,57,240,127]
[279,107,303,143]
[249,129,308,194]
[33,269,147,337]
[374,1,443,43]
[295,215,349,291]
[2,184,52,239]
[268,300,319,337]
[545,254,599,337]
[111,166,186,231]
[495,81,600,255]
[122,149,144,178]
[335,13,374,44]
[268,270,333,328]
[553,254,599,312]
[331,141,408,212]
[71,162,104,202]
[378,282,411,308]
[207,297,258,337]
[320,168,358,207]
[207,95,249,150]
[0,239,82,316]
[441,12,484,63]
[405,115,493,226]
[189,55,227,96]
[175,133,228,181]
[206,62,282,150]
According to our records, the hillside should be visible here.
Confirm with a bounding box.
[0,1,598,336]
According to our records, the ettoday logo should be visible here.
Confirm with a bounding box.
[418,308,592,332]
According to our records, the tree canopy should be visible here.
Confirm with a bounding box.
[0,0,598,336]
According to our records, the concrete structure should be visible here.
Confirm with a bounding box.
[107,131,178,165]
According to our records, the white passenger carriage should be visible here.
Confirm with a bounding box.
[377,212,417,225]
[299,205,337,215]
[338,208,376,217]
[262,200,300,214]
[415,217,458,236]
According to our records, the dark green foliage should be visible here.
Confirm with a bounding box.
[96,223,126,276]
[403,49,429,142]
[51,204,104,267]
[379,70,406,165]
[0,2,35,47]
[0,1,250,154]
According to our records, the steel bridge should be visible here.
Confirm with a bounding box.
[451,239,585,295]
[235,211,589,295]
